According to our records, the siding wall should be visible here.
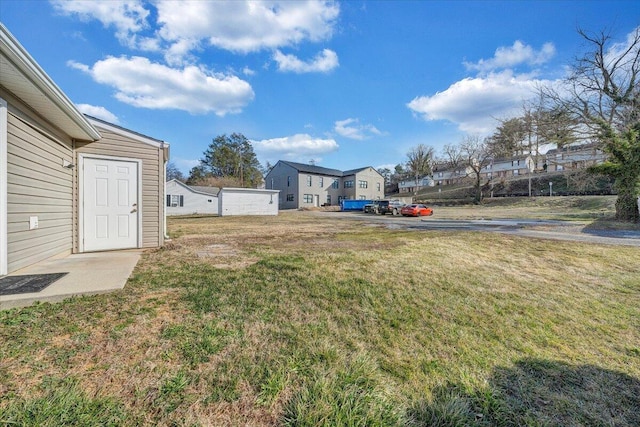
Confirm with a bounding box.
[265,162,299,209]
[353,168,385,200]
[218,189,279,216]
[6,108,74,273]
[74,127,164,250]
[166,180,218,216]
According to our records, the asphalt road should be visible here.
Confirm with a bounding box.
[316,211,640,247]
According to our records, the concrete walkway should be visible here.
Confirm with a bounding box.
[0,250,143,310]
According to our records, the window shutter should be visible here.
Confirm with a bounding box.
[179,195,184,207]
[166,194,171,207]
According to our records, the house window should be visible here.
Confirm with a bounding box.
[166,194,183,207]
[286,194,294,202]
[319,177,323,187]
[307,175,312,186]
[287,176,291,187]
[303,194,313,203]
[359,195,366,200]
[326,195,331,205]
[344,180,354,188]
[377,182,381,191]
[438,172,443,178]
[513,169,519,176]
[332,179,339,189]
[358,180,367,188]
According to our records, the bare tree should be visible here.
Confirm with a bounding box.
[542,27,640,221]
[406,144,435,195]
[166,161,185,182]
[445,135,493,204]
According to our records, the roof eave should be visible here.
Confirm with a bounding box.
[0,23,101,141]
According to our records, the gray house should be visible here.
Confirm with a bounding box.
[0,23,168,276]
[264,160,384,209]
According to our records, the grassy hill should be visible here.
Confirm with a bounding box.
[406,170,615,205]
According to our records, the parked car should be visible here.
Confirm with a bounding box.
[400,204,433,217]
[388,200,405,215]
[363,203,376,213]
[363,200,394,214]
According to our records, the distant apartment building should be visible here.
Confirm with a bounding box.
[398,176,435,194]
[480,155,535,181]
[544,143,607,172]
[265,161,385,209]
[432,163,474,186]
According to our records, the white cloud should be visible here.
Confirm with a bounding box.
[464,41,556,73]
[53,1,340,65]
[273,49,339,73]
[75,104,119,123]
[334,118,382,140]
[252,133,339,162]
[69,56,254,115]
[51,0,150,48]
[173,157,201,173]
[156,0,339,55]
[407,70,545,134]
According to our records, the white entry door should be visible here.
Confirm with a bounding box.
[82,157,139,251]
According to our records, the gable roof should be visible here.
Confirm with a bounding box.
[0,23,100,141]
[279,160,344,177]
[343,166,371,176]
[278,161,381,178]
[189,185,220,196]
[167,179,219,196]
[86,115,168,149]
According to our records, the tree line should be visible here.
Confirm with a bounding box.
[383,28,639,220]
[166,133,264,189]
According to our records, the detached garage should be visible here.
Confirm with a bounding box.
[218,188,279,216]
[0,23,168,276]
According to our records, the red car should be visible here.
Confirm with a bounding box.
[400,203,433,217]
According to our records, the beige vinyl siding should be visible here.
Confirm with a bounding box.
[74,128,163,250]
[6,111,74,273]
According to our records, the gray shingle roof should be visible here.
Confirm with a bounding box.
[342,167,370,176]
[189,185,220,196]
[280,161,344,177]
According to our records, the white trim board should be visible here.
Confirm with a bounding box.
[0,97,7,275]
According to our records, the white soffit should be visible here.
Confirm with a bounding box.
[0,23,100,141]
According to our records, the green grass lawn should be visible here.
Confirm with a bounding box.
[1,203,639,426]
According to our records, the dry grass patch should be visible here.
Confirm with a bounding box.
[1,209,639,426]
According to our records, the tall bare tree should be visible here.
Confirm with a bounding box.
[406,144,435,195]
[543,27,640,221]
[445,135,493,204]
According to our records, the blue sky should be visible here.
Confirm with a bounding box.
[2,1,638,175]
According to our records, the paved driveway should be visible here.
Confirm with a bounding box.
[316,211,640,247]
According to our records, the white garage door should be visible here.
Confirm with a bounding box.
[82,157,139,251]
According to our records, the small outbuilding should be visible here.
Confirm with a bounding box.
[165,179,219,216]
[218,188,279,217]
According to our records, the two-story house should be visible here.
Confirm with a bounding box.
[480,155,535,181]
[265,161,384,209]
[432,163,474,186]
[398,176,435,194]
[544,143,607,172]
